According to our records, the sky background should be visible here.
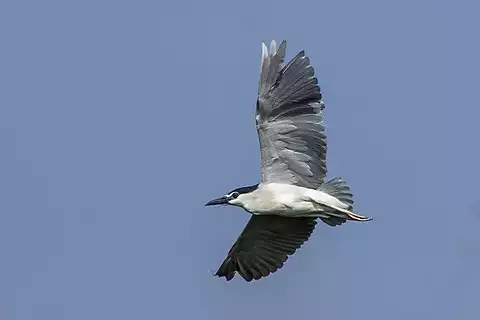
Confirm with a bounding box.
[1,0,480,319]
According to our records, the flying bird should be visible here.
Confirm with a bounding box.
[205,40,371,282]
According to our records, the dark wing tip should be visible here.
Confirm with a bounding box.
[215,257,236,281]
[215,270,235,281]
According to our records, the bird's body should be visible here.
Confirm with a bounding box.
[239,183,332,216]
[205,40,371,282]
[233,182,366,220]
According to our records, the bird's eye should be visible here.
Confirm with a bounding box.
[231,192,239,199]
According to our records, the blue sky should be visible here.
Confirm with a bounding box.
[1,0,480,319]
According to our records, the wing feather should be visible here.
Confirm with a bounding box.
[257,40,327,189]
[215,215,317,282]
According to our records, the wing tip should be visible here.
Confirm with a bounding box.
[259,40,288,87]
[261,42,268,57]
[215,271,235,281]
[261,40,288,57]
[269,40,277,55]
[260,42,268,71]
[215,257,236,281]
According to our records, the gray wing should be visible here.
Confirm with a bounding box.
[215,215,317,282]
[256,40,327,189]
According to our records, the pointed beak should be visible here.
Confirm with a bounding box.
[205,196,229,206]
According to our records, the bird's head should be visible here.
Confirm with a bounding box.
[205,184,259,208]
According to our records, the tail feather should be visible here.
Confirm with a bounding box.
[317,177,372,226]
[318,177,354,210]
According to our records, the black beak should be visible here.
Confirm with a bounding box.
[205,196,229,206]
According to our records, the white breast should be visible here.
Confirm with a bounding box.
[240,183,349,216]
[240,183,314,215]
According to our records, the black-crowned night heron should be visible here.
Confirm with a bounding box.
[206,40,371,282]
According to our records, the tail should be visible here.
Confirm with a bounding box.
[317,177,372,226]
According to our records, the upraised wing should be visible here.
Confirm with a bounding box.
[256,40,327,189]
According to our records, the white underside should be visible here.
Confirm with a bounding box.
[233,183,351,218]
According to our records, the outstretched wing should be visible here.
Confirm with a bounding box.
[215,215,317,282]
[257,40,327,189]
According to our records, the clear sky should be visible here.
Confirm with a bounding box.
[1,0,480,319]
